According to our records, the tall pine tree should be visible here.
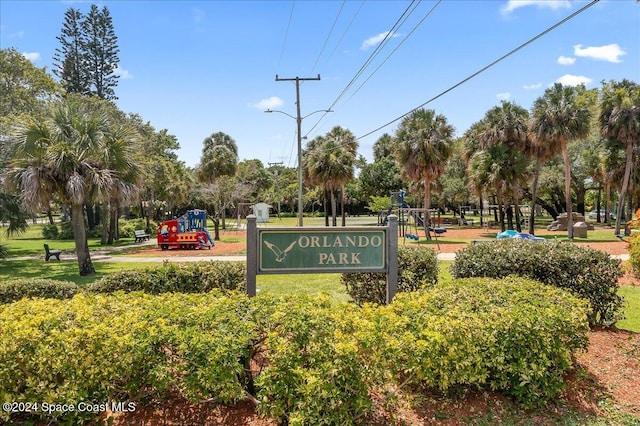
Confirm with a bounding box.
[53,7,89,95]
[53,4,120,100]
[83,4,120,100]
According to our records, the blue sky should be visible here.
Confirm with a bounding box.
[1,0,639,168]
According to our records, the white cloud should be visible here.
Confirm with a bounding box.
[22,52,40,62]
[361,31,399,50]
[523,82,542,90]
[573,44,626,63]
[557,56,575,65]
[11,30,24,38]
[114,65,132,79]
[501,0,570,15]
[555,74,592,86]
[496,92,511,100]
[251,96,284,110]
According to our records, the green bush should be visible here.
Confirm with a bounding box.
[119,218,158,239]
[88,261,246,294]
[0,279,591,424]
[381,276,590,408]
[450,239,623,326]
[41,223,59,239]
[0,291,257,424]
[253,295,379,425]
[0,278,80,304]
[341,245,438,305]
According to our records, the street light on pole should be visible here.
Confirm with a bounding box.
[265,108,333,226]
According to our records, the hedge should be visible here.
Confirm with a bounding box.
[340,245,438,305]
[0,291,258,424]
[380,277,590,408]
[0,278,80,304]
[450,239,623,326]
[88,260,246,294]
[0,277,590,424]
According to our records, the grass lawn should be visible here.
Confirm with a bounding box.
[0,259,157,286]
[617,286,640,332]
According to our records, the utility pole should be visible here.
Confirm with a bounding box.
[268,161,283,219]
[275,74,321,227]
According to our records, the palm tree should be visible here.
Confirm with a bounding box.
[599,79,640,235]
[304,135,356,226]
[395,109,455,232]
[478,101,530,231]
[198,131,239,228]
[324,126,358,226]
[531,83,592,239]
[98,120,140,244]
[5,95,114,276]
[462,120,487,226]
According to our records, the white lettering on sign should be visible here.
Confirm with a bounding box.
[297,235,382,249]
[318,252,362,265]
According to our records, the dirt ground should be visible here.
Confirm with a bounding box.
[111,226,639,425]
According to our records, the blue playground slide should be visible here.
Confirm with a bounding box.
[202,228,215,247]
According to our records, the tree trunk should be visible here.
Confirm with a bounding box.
[423,175,432,240]
[100,202,109,244]
[340,185,347,227]
[324,188,330,227]
[331,189,337,227]
[514,200,521,232]
[506,205,514,230]
[528,158,542,234]
[605,181,611,225]
[47,209,54,225]
[86,202,95,230]
[71,203,95,276]
[615,142,634,235]
[562,142,574,239]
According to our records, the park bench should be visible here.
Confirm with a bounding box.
[134,230,150,242]
[44,244,61,261]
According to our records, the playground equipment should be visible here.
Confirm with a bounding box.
[496,229,545,242]
[157,209,215,250]
[381,190,447,247]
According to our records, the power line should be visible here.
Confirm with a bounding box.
[345,0,442,104]
[304,0,420,137]
[308,0,346,76]
[326,0,365,63]
[277,0,296,71]
[328,0,419,111]
[356,0,600,141]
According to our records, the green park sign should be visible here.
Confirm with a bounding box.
[246,215,399,303]
[258,228,386,273]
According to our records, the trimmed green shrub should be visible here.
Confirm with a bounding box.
[41,223,59,239]
[0,278,80,304]
[341,245,438,305]
[0,291,258,424]
[119,218,158,239]
[380,276,590,408]
[253,295,380,425]
[450,239,623,326]
[88,260,246,294]
[0,278,591,424]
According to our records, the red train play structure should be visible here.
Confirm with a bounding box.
[157,209,215,250]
